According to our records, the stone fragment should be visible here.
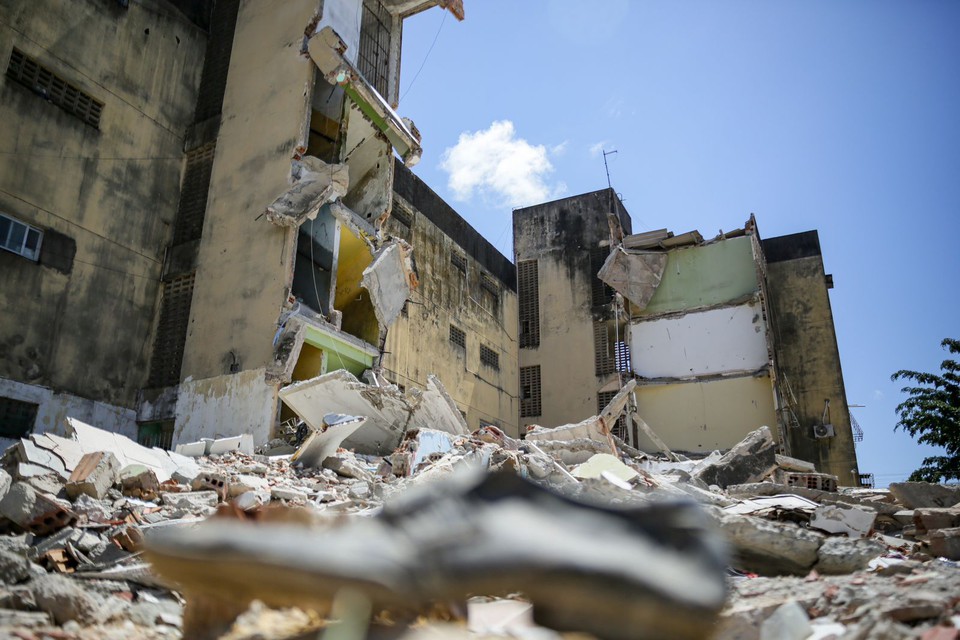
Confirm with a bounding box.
[888,482,960,509]
[893,510,915,526]
[29,573,101,624]
[71,493,112,523]
[810,503,877,538]
[882,591,950,623]
[348,481,372,501]
[119,464,160,500]
[692,427,777,489]
[759,601,812,640]
[107,524,145,552]
[0,609,52,628]
[232,491,262,511]
[928,527,960,560]
[710,507,824,575]
[270,486,308,502]
[323,454,374,481]
[159,491,219,511]
[914,507,960,534]
[65,451,120,500]
[0,468,12,501]
[816,536,885,574]
[0,548,34,585]
[0,482,77,535]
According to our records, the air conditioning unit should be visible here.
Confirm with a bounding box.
[813,423,835,439]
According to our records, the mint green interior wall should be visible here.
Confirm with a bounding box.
[639,236,759,316]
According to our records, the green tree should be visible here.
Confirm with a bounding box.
[892,338,960,482]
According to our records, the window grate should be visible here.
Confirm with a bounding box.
[517,260,539,348]
[173,142,216,245]
[392,203,413,228]
[6,49,103,128]
[590,246,614,307]
[0,213,43,261]
[0,397,39,439]
[449,324,465,349]
[148,273,195,387]
[358,0,392,98]
[480,344,499,370]
[594,322,616,376]
[451,252,467,274]
[520,365,541,418]
[597,391,627,439]
[137,421,174,450]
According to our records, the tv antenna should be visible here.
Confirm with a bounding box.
[603,149,618,189]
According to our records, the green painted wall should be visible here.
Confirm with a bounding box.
[640,235,759,316]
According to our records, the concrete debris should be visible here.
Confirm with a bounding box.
[597,247,668,311]
[692,426,778,488]
[0,403,959,638]
[263,156,349,227]
[361,240,419,328]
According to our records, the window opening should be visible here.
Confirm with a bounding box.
[519,365,541,418]
[0,397,39,439]
[480,344,499,370]
[6,48,103,128]
[517,260,539,348]
[0,214,42,261]
[449,324,466,349]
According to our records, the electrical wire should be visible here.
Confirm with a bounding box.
[398,11,446,103]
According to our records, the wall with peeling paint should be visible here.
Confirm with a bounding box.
[179,0,318,382]
[513,190,632,431]
[763,231,859,485]
[381,175,519,436]
[634,374,779,453]
[174,368,276,444]
[0,0,206,415]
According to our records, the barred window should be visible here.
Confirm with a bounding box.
[615,340,631,373]
[392,202,413,228]
[358,0,392,98]
[449,324,465,349]
[6,48,103,128]
[480,344,499,370]
[517,260,539,348]
[137,421,174,451]
[451,252,467,274]
[590,246,614,307]
[520,366,541,418]
[594,322,616,376]
[148,273,196,387]
[0,397,38,439]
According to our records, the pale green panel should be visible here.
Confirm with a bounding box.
[641,236,759,315]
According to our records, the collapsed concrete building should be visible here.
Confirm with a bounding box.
[1,0,859,483]
[514,192,861,484]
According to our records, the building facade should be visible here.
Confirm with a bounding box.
[514,191,860,483]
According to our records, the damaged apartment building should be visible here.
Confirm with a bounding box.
[514,191,862,485]
[0,0,523,456]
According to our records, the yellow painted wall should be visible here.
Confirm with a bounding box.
[634,374,779,453]
[0,0,206,408]
[381,199,519,436]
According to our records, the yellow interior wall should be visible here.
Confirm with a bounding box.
[334,227,378,344]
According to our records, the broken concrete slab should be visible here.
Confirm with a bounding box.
[810,503,877,538]
[64,418,173,482]
[280,370,468,455]
[774,454,816,473]
[264,156,349,227]
[759,601,812,640]
[816,536,885,574]
[692,427,777,489]
[362,240,418,329]
[710,507,825,575]
[13,438,69,480]
[159,491,218,511]
[65,451,120,501]
[888,482,960,509]
[119,464,160,500]
[597,248,668,311]
[291,414,367,468]
[913,507,960,534]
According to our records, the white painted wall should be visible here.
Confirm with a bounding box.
[630,301,769,379]
[174,368,277,446]
[0,377,137,439]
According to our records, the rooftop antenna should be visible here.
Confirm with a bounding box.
[602,149,618,189]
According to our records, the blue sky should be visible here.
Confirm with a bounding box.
[397,1,960,486]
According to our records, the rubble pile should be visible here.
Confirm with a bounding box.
[0,409,957,638]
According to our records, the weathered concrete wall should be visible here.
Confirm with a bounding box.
[763,231,859,485]
[180,0,318,381]
[630,301,769,378]
[640,235,759,316]
[0,0,206,408]
[174,368,276,445]
[513,190,632,431]
[0,376,137,439]
[383,166,518,435]
[634,374,779,453]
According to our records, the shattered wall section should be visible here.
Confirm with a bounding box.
[174,368,277,446]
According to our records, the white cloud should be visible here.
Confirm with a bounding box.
[873,389,884,400]
[589,141,609,158]
[551,141,569,156]
[440,121,564,207]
